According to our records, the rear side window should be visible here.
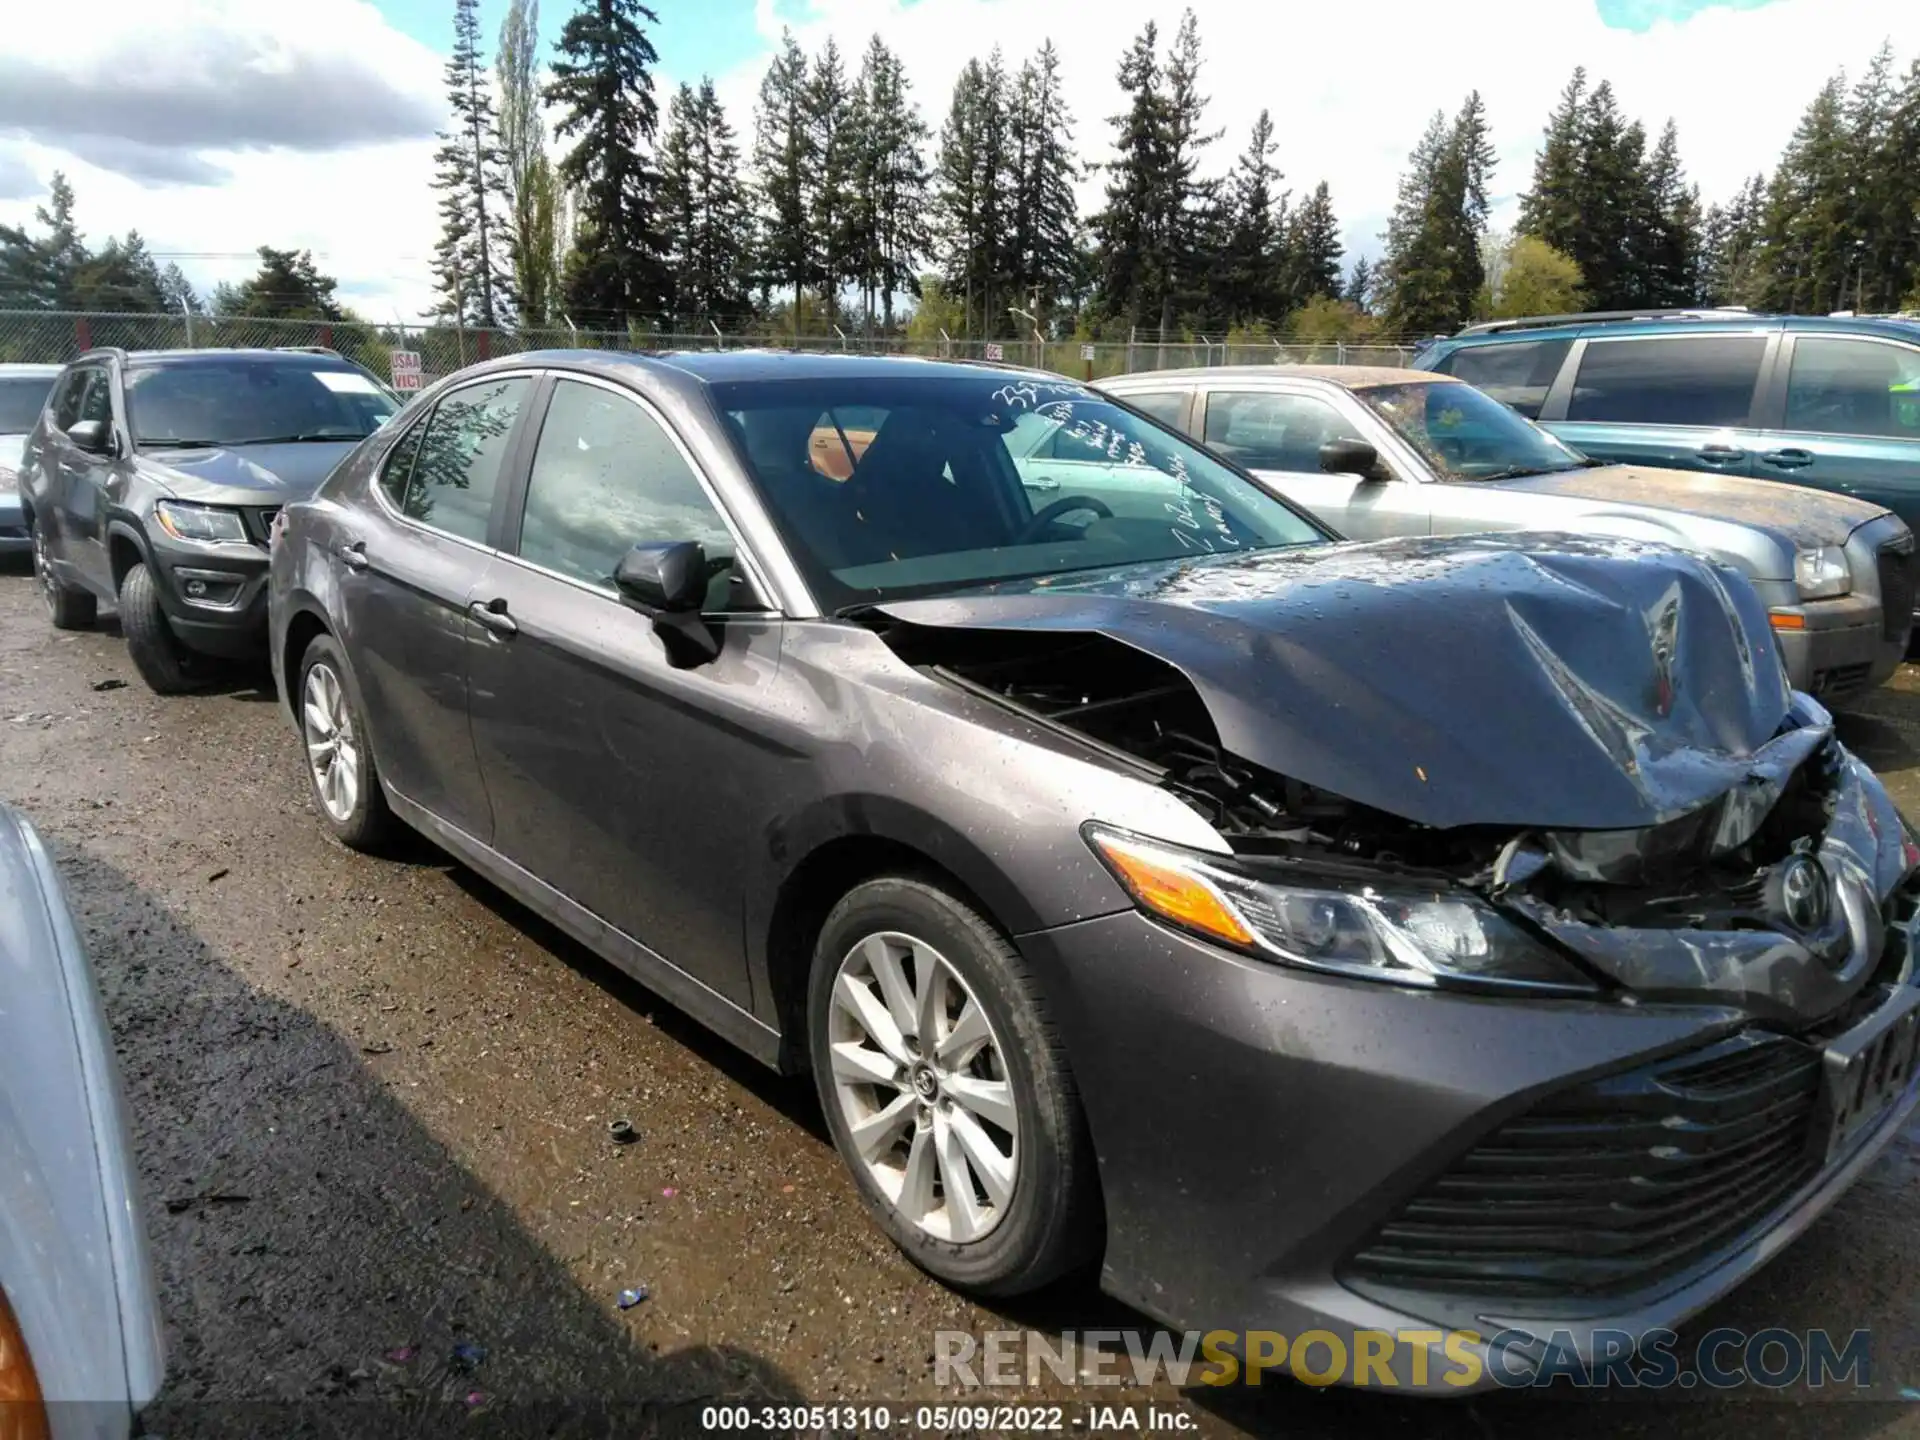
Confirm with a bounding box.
[1567,336,1766,427]
[1202,391,1364,472]
[1785,338,1920,440]
[1122,391,1189,431]
[1433,339,1571,419]
[382,376,529,545]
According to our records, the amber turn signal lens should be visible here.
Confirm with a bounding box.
[1088,832,1255,948]
[1769,611,1807,631]
[0,1285,49,1440]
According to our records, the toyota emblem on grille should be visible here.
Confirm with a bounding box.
[1777,855,1831,932]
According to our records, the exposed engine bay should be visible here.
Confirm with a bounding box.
[881,619,1920,1019]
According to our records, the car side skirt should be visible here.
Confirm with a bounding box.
[384,789,785,1068]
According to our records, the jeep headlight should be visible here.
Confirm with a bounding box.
[1085,826,1599,995]
[154,499,247,544]
[1794,545,1851,600]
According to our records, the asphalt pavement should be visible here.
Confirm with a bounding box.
[3,562,1920,1439]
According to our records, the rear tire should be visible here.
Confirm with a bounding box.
[297,634,393,852]
[118,562,196,694]
[807,876,1101,1296]
[33,519,95,631]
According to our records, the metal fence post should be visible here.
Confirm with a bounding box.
[180,297,194,348]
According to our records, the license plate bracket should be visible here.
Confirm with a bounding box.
[1811,985,1920,1166]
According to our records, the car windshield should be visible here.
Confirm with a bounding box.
[713,374,1330,610]
[125,358,400,447]
[1357,380,1587,482]
[0,375,54,433]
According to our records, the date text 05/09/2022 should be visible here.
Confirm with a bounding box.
[698,1404,1195,1432]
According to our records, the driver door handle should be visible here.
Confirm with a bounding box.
[1761,448,1815,470]
[334,540,369,571]
[469,598,517,638]
[1695,444,1746,464]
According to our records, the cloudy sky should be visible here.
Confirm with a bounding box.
[0,0,1906,321]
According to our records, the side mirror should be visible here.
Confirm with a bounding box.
[614,540,707,613]
[67,420,112,455]
[1319,438,1383,480]
[614,540,720,668]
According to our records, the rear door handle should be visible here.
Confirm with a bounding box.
[1695,444,1746,464]
[335,540,369,571]
[1761,448,1815,470]
[469,598,517,638]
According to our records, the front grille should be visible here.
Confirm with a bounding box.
[1878,536,1916,640]
[244,507,280,545]
[1345,1032,1822,1303]
[1815,662,1874,700]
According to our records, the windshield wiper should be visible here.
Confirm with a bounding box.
[139,438,222,449]
[1464,463,1585,483]
[231,431,373,445]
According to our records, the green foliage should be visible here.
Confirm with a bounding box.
[1380,94,1495,336]
[1489,234,1585,318]
[751,30,813,310]
[211,248,346,321]
[1285,294,1379,344]
[498,0,560,324]
[659,78,754,322]
[849,37,933,328]
[429,0,513,326]
[905,274,965,342]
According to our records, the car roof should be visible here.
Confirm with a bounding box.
[113,348,371,368]
[0,363,63,378]
[1430,312,1920,350]
[1103,364,1453,391]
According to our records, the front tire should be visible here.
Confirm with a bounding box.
[807,877,1101,1295]
[297,633,392,851]
[33,520,95,631]
[119,562,196,694]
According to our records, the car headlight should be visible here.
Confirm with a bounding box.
[1794,545,1851,600]
[1085,826,1599,995]
[154,499,248,544]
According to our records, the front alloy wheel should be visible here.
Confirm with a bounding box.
[302,661,360,824]
[828,931,1019,1243]
[807,877,1100,1295]
[34,521,95,630]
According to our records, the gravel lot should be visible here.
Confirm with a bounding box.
[4,560,1920,1438]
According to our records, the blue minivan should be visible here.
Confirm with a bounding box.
[1412,309,1920,539]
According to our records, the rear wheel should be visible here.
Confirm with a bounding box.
[298,633,392,851]
[33,520,95,630]
[118,562,195,694]
[807,877,1101,1295]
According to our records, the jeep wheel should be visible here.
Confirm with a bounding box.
[33,520,95,631]
[118,562,196,694]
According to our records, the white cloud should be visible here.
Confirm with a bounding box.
[0,0,1903,323]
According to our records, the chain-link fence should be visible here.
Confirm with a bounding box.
[0,309,1419,389]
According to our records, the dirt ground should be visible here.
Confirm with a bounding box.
[5,561,1920,1439]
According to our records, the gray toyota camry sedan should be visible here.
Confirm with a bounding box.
[267,351,1920,1390]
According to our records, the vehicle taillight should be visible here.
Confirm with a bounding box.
[0,1284,49,1440]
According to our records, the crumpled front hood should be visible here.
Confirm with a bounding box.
[1505,464,1887,549]
[880,533,1791,832]
[138,440,357,502]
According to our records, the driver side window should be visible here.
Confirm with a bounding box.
[518,379,745,612]
[1201,392,1365,473]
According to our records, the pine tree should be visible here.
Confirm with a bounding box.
[1635,120,1703,306]
[545,0,668,328]
[1879,58,1920,312]
[159,262,202,316]
[1089,24,1169,329]
[806,39,857,324]
[498,0,560,324]
[658,79,753,323]
[1159,10,1221,332]
[933,54,1013,335]
[752,30,814,314]
[1750,75,1854,313]
[1005,42,1081,324]
[34,173,87,310]
[1699,174,1767,306]
[847,37,930,329]
[1286,181,1344,305]
[1345,256,1376,313]
[1380,95,1495,336]
[73,230,167,312]
[217,248,345,320]
[1517,69,1587,253]
[429,0,513,326]
[1219,109,1287,324]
